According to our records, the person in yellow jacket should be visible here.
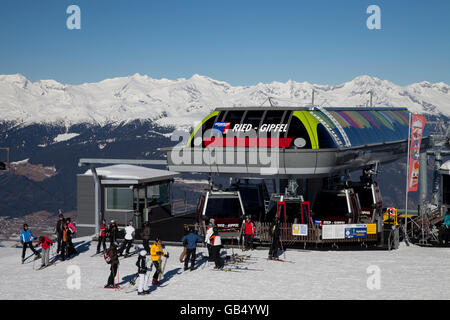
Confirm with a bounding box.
[150,237,169,285]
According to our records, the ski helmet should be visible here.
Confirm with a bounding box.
[139,250,147,256]
[23,223,28,228]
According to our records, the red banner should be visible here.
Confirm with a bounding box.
[407,114,426,192]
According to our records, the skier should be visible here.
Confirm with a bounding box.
[119,221,135,257]
[150,237,169,285]
[136,249,150,295]
[55,213,65,255]
[20,224,40,264]
[36,235,53,268]
[97,220,107,254]
[180,227,203,271]
[209,227,223,269]
[105,242,120,288]
[179,225,189,263]
[65,218,77,257]
[107,220,119,245]
[60,224,70,261]
[268,218,281,260]
[205,219,215,262]
[141,221,151,254]
[243,216,256,251]
[441,211,450,245]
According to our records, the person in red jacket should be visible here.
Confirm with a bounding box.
[36,236,53,269]
[243,216,256,251]
[97,220,107,254]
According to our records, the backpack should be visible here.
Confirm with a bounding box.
[104,249,111,264]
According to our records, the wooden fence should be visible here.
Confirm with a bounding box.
[256,222,378,245]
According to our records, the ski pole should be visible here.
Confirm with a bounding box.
[159,255,168,281]
[116,267,120,290]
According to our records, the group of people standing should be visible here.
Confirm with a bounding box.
[20,212,284,295]
[104,235,169,295]
[19,213,78,269]
[55,214,77,261]
[101,219,170,294]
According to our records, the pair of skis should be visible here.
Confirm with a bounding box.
[266,257,295,263]
[35,263,57,271]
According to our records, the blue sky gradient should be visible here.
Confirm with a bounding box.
[0,0,449,85]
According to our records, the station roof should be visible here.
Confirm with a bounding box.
[82,164,180,185]
[209,107,424,147]
[317,109,415,147]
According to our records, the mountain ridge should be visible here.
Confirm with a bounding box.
[1,73,449,131]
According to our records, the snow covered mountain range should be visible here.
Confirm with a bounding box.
[1,73,449,130]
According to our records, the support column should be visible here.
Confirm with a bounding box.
[419,152,428,210]
[90,165,100,236]
[432,151,442,206]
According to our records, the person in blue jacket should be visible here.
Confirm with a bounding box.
[180,227,203,271]
[443,211,450,246]
[20,224,40,263]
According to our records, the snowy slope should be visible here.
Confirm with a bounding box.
[1,237,449,300]
[0,74,449,130]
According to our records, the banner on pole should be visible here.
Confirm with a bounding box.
[408,114,426,192]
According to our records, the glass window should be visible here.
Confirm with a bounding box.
[222,110,245,124]
[241,110,264,133]
[106,188,133,211]
[443,175,450,206]
[204,197,243,218]
[312,191,350,219]
[147,183,170,205]
[317,124,337,148]
[286,116,312,149]
[258,110,287,141]
[190,114,218,147]
[353,186,374,208]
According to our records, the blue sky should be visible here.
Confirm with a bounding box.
[0,0,449,86]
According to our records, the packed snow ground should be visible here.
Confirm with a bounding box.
[0,237,449,300]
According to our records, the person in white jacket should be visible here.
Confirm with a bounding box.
[136,250,150,295]
[205,219,215,262]
[209,227,223,269]
[119,221,135,257]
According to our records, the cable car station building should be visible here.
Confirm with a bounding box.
[76,164,179,237]
[165,106,431,248]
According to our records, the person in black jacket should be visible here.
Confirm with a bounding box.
[141,222,151,254]
[55,213,65,255]
[136,250,150,295]
[268,218,281,260]
[107,220,119,245]
[65,217,77,257]
[210,227,223,269]
[105,242,120,288]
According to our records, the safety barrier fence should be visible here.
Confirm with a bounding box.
[256,222,378,245]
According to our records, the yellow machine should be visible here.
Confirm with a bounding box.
[383,207,398,226]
